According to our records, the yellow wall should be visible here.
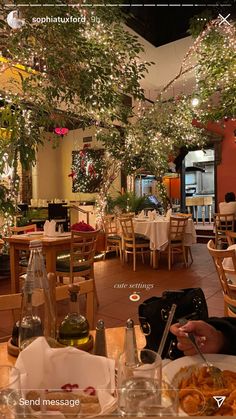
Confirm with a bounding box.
[33,127,121,201]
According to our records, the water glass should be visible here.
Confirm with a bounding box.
[0,365,23,418]
[117,349,162,416]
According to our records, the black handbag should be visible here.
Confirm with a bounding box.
[138,288,208,360]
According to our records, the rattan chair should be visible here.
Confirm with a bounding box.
[166,216,188,270]
[119,216,150,271]
[207,239,236,316]
[214,213,235,248]
[226,231,236,246]
[104,214,122,260]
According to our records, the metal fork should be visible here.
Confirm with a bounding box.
[179,318,224,388]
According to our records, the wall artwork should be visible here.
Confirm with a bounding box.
[71,149,105,193]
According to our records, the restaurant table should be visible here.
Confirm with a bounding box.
[0,326,146,365]
[4,233,72,293]
[133,217,196,268]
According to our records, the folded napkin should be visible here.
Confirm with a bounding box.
[15,337,116,417]
[166,208,172,219]
[43,220,57,236]
[148,210,156,221]
[137,210,145,219]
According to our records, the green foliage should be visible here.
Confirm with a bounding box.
[111,192,154,214]
[0,185,15,215]
[0,1,149,126]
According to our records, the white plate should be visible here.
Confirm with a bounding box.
[163,354,236,385]
[163,354,236,416]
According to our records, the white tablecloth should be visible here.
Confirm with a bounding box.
[133,217,196,251]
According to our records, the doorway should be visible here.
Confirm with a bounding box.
[184,149,215,223]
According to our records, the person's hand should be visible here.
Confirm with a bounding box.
[170,320,226,355]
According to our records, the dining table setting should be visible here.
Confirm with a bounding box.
[133,211,196,269]
[1,320,236,418]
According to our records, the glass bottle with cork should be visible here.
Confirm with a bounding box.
[58,284,93,351]
[19,240,56,350]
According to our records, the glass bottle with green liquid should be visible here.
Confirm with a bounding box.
[58,284,92,350]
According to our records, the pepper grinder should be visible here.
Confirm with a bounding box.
[94,319,107,357]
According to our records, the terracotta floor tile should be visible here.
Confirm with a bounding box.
[0,243,226,340]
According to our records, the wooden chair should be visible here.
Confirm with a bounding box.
[10,224,37,234]
[226,231,236,246]
[207,239,236,316]
[214,213,235,248]
[174,213,193,263]
[0,288,46,343]
[56,230,99,304]
[119,216,150,271]
[9,224,38,273]
[0,293,21,342]
[104,214,122,260]
[166,216,188,270]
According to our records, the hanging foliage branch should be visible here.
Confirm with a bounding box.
[162,16,236,122]
[0,0,151,221]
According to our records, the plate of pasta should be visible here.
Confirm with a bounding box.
[163,354,236,416]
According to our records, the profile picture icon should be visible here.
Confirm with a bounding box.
[7,10,25,29]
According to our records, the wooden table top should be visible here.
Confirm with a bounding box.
[4,233,72,245]
[0,325,146,365]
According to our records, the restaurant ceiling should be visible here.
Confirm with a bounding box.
[124,1,235,47]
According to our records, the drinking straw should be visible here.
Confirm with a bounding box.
[158,304,177,358]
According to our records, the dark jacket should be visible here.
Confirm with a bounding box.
[208,317,236,355]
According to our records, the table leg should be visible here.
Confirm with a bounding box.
[45,248,56,274]
[152,250,159,269]
[9,245,20,293]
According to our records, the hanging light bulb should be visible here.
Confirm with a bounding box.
[191,97,200,108]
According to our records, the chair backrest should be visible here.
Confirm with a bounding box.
[224,293,236,317]
[226,231,236,246]
[104,215,118,236]
[10,224,37,234]
[169,216,188,242]
[54,279,95,328]
[207,239,236,297]
[214,213,235,232]
[70,230,99,277]
[119,216,134,241]
[175,213,192,219]
[0,289,46,342]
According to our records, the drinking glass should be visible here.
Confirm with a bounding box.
[117,348,163,416]
[0,365,24,418]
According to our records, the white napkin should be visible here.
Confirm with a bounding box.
[43,220,57,236]
[148,210,156,221]
[43,220,50,236]
[138,210,145,219]
[15,337,116,417]
[166,208,172,219]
